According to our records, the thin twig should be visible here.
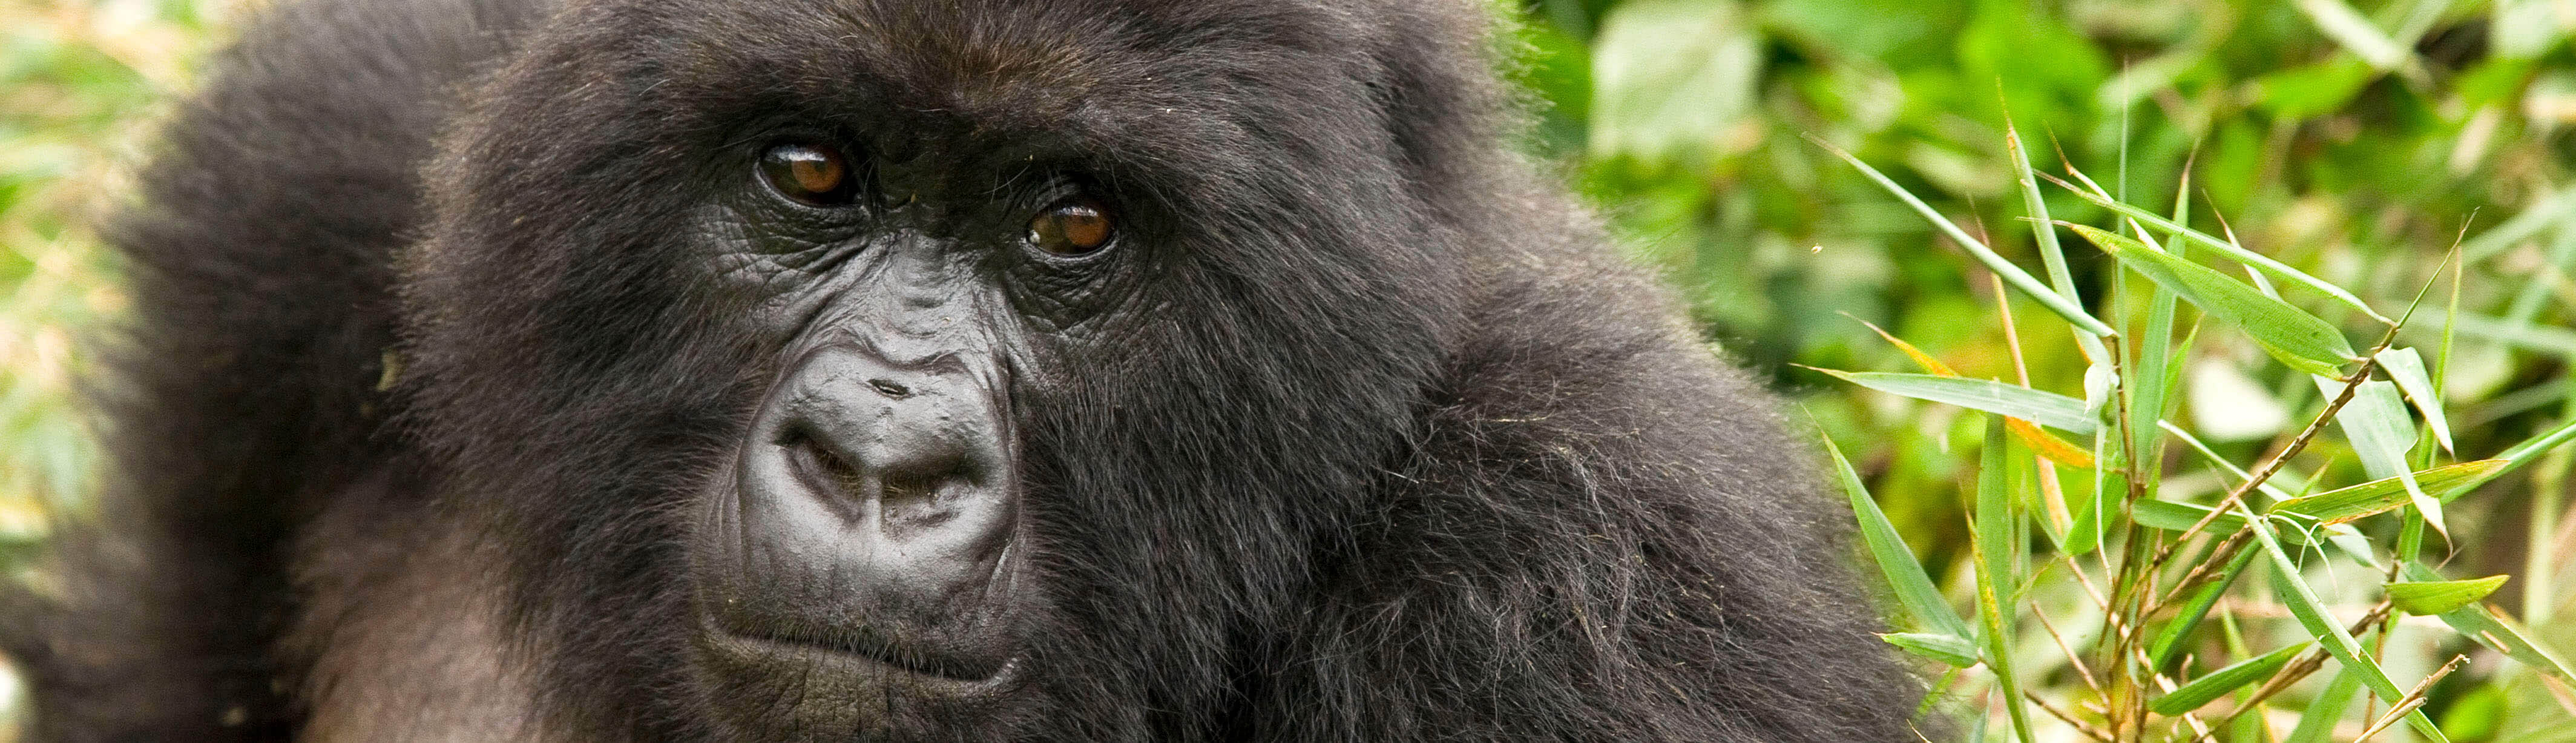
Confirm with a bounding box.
[2033,607,2109,698]
[2353,654,2469,742]
[2026,691,2119,743]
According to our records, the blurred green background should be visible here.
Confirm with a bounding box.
[2,0,2574,739]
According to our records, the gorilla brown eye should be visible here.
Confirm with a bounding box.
[758,142,856,206]
[1026,196,1114,256]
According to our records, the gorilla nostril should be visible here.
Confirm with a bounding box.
[788,432,867,499]
[881,467,939,506]
[867,378,910,398]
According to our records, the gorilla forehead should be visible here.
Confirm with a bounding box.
[600,0,1396,176]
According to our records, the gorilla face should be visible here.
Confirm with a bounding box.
[402,0,1472,737]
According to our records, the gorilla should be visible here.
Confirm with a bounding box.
[3,0,1928,739]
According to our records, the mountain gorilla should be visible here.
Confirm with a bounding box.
[4,0,1927,739]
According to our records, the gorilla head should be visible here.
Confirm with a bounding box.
[404,0,1477,736]
[9,0,1926,739]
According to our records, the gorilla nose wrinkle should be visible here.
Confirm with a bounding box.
[729,342,1017,653]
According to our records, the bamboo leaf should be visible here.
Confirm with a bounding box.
[2006,417,2097,468]
[1809,136,2120,337]
[2134,499,2249,533]
[2046,179,2392,324]
[2003,121,2109,365]
[2256,527,2452,741]
[2387,575,2509,616]
[2151,642,2313,715]
[2066,223,2358,375]
[2316,377,2444,535]
[2376,347,2455,454]
[2284,667,2368,743]
[1881,632,1980,668]
[2150,547,2264,667]
[1856,320,2096,467]
[1822,435,1974,639]
[2400,562,2576,685]
[1809,369,2097,434]
[1971,419,2037,743]
[2271,460,2505,523]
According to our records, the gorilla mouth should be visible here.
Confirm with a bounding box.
[702,618,1026,688]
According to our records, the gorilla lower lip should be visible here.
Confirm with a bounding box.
[704,621,1024,688]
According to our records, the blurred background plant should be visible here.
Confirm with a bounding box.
[2,0,2574,739]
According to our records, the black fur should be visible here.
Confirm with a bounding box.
[5,0,1930,739]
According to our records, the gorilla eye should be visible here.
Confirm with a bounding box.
[758,142,858,206]
[1026,196,1115,256]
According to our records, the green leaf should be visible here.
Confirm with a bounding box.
[2046,183,2391,324]
[1881,632,1980,668]
[2285,667,2368,743]
[2376,348,2454,454]
[2388,575,2510,616]
[2399,561,2576,688]
[2151,642,2312,715]
[2067,223,2358,375]
[2255,528,2451,741]
[2002,122,2108,365]
[1809,369,2096,434]
[2272,460,2505,524]
[2315,377,2443,535]
[2134,498,2249,533]
[1971,419,2037,743]
[1822,434,1973,639]
[1809,136,2120,338]
[2150,547,2264,668]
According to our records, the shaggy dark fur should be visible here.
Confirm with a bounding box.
[4,0,1930,739]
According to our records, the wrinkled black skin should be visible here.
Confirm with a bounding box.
[3,0,1930,740]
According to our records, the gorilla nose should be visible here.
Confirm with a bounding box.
[718,342,1019,675]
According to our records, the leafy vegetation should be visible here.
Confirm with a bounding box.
[5,0,2576,739]
[1530,0,2576,739]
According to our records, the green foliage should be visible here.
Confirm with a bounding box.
[1528,0,2576,739]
